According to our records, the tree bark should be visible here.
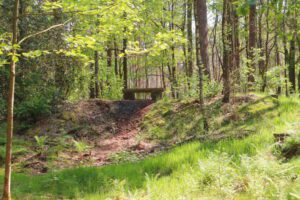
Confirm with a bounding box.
[247,0,257,87]
[288,33,296,93]
[194,0,209,131]
[107,43,112,70]
[232,5,240,82]
[123,37,128,91]
[194,0,210,79]
[187,0,193,79]
[297,35,300,92]
[2,0,19,199]
[89,63,95,99]
[114,38,118,76]
[282,0,289,96]
[221,0,231,103]
[257,0,265,92]
[94,51,100,97]
[211,12,218,80]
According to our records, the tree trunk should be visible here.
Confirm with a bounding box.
[232,5,240,82]
[211,12,218,80]
[282,0,289,96]
[187,0,193,79]
[170,0,177,98]
[297,35,300,92]
[262,0,270,92]
[114,38,118,76]
[275,26,281,94]
[2,0,19,199]
[194,0,209,132]
[288,33,296,93]
[123,37,128,91]
[94,51,100,97]
[247,0,257,87]
[257,0,265,92]
[221,0,231,103]
[194,0,210,79]
[89,63,95,98]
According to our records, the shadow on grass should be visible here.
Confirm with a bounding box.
[1,147,190,199]
[0,135,254,199]
[3,131,265,200]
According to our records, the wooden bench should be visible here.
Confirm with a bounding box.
[123,88,164,100]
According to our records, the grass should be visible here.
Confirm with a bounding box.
[0,95,300,199]
[0,123,32,167]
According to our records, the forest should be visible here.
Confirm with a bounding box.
[0,0,300,199]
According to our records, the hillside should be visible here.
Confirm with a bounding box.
[0,94,299,199]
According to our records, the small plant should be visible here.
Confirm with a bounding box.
[73,140,90,153]
[34,135,48,153]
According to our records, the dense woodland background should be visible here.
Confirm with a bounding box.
[0,0,299,122]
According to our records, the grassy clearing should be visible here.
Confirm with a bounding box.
[0,95,300,199]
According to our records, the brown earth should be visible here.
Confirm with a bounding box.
[14,94,261,174]
[16,100,157,173]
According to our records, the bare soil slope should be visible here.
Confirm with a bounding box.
[17,100,155,173]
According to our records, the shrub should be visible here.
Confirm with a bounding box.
[15,94,52,122]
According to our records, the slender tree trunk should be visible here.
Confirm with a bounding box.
[106,42,112,88]
[211,12,218,80]
[194,0,210,79]
[187,0,193,79]
[182,1,187,75]
[232,5,240,83]
[107,45,112,69]
[257,0,265,92]
[114,38,118,76]
[297,35,300,92]
[94,51,100,97]
[262,0,270,92]
[107,42,112,83]
[123,37,128,90]
[2,0,19,199]
[170,0,177,98]
[282,0,289,96]
[275,32,281,94]
[89,63,95,98]
[221,0,231,103]
[247,0,257,87]
[161,52,166,89]
[194,0,209,132]
[288,33,296,93]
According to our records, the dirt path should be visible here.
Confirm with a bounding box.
[17,100,155,173]
[91,102,154,166]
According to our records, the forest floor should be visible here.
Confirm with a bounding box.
[0,94,300,199]
[1,100,159,174]
[1,94,261,174]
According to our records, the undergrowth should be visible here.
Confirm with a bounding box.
[0,95,299,199]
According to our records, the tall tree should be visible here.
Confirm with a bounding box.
[94,51,100,97]
[2,0,19,199]
[194,0,209,131]
[288,14,297,93]
[186,0,193,79]
[194,0,210,79]
[232,3,240,83]
[247,0,257,87]
[122,36,128,91]
[221,0,232,103]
